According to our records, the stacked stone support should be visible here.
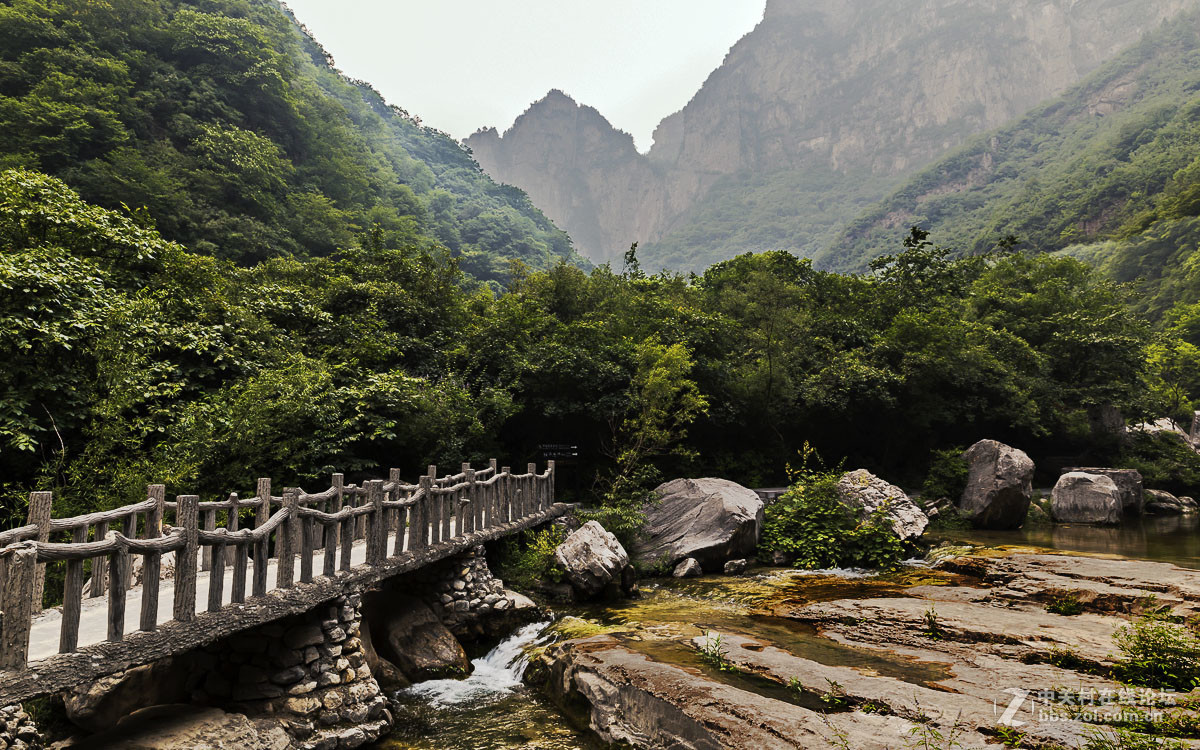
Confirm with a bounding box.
[200,594,391,749]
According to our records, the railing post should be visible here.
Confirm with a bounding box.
[224,493,240,567]
[60,526,87,652]
[26,492,51,613]
[326,473,343,575]
[91,520,108,599]
[527,463,537,518]
[426,464,442,544]
[141,484,165,632]
[501,467,511,524]
[466,466,477,534]
[339,484,355,572]
[0,544,37,671]
[367,480,385,565]
[173,495,199,623]
[108,517,132,642]
[277,489,298,589]
[489,459,499,527]
[413,475,431,552]
[548,460,556,509]
[255,478,271,529]
[388,468,402,542]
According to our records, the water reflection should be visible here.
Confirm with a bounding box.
[935,515,1200,569]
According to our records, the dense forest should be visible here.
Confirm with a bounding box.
[0,0,580,283]
[5,162,1196,529]
[2,0,1199,533]
[835,11,1200,317]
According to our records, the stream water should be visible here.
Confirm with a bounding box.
[372,515,1200,748]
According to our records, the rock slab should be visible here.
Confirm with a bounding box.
[635,478,763,571]
[553,521,629,599]
[1051,472,1122,525]
[958,440,1034,529]
[836,470,928,542]
[1063,467,1143,515]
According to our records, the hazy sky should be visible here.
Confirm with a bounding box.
[283,1,768,152]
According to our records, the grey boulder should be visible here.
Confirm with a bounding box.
[1051,473,1122,525]
[635,478,763,571]
[1145,489,1199,515]
[836,470,928,542]
[377,596,470,681]
[673,558,703,578]
[554,521,629,599]
[958,440,1035,529]
[1062,467,1143,515]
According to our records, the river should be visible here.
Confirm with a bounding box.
[371,514,1200,748]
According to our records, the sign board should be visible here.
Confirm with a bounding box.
[539,444,579,460]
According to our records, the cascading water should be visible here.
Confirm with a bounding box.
[380,621,595,749]
[401,620,550,707]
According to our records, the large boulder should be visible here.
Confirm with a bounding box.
[375,596,470,682]
[63,655,199,733]
[1051,473,1123,525]
[635,478,763,571]
[1063,467,1143,515]
[68,705,291,750]
[835,470,928,542]
[957,440,1035,529]
[553,521,629,599]
[1145,489,1199,516]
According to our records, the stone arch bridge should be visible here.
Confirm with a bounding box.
[0,460,564,713]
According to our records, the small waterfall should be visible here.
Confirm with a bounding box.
[401,620,551,707]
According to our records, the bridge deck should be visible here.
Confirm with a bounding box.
[0,492,567,706]
[28,522,430,663]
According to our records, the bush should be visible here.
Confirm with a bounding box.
[758,452,905,570]
[1120,433,1200,498]
[921,446,969,503]
[1112,613,1200,691]
[491,526,567,592]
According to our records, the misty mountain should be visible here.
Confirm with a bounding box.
[467,0,1199,271]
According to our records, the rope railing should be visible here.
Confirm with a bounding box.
[0,458,555,672]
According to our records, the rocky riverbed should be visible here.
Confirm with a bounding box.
[513,549,1200,750]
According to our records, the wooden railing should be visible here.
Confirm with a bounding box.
[0,459,554,673]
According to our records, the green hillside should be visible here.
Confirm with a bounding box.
[833,12,1200,315]
[0,0,580,283]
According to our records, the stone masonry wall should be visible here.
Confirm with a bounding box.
[0,706,41,750]
[199,594,391,750]
[407,546,529,640]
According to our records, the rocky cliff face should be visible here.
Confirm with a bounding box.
[468,91,667,264]
[468,0,1200,268]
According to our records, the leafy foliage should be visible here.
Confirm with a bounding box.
[921,447,969,503]
[758,447,905,570]
[1112,613,1200,692]
[0,0,580,281]
[491,527,566,592]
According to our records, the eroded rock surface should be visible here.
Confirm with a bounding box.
[1052,472,1123,525]
[537,636,926,750]
[65,705,290,750]
[958,439,1034,529]
[636,478,763,571]
[836,470,928,541]
[554,521,629,599]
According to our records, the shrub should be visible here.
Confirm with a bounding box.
[1120,432,1200,498]
[1113,613,1200,691]
[1046,592,1085,616]
[921,446,969,503]
[758,449,905,570]
[491,526,567,591]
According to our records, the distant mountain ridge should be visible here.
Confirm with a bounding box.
[467,0,1200,270]
[833,9,1200,314]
